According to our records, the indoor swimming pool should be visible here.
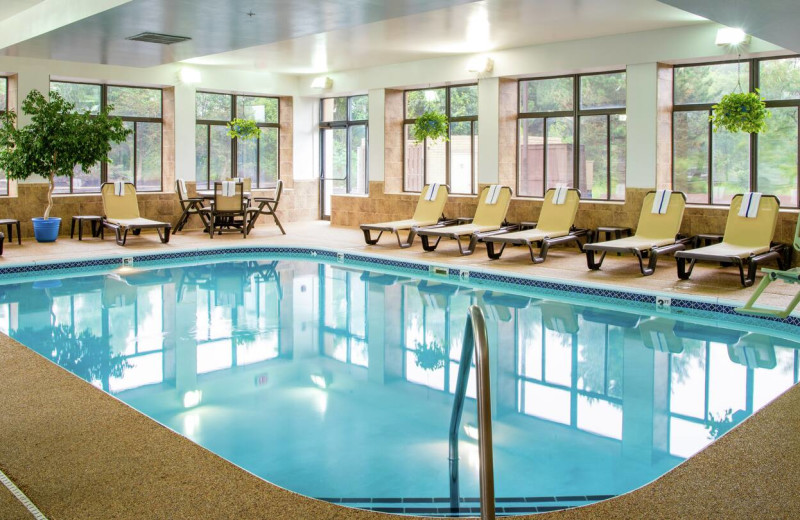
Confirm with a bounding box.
[0,250,798,517]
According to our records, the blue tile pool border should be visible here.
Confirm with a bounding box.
[1,244,798,337]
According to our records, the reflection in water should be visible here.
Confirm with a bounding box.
[0,259,798,508]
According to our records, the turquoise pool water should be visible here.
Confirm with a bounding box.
[1,256,798,516]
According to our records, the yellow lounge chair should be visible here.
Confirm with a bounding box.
[675,193,788,287]
[736,213,800,317]
[101,182,171,246]
[415,185,513,256]
[478,187,588,263]
[360,183,449,248]
[584,191,690,276]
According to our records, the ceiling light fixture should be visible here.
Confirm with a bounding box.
[311,76,333,89]
[715,27,750,46]
[178,67,202,84]
[467,56,494,75]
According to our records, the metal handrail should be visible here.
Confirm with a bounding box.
[448,305,495,520]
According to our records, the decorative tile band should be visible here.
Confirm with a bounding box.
[1,245,798,335]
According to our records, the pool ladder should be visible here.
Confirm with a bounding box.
[449,305,495,520]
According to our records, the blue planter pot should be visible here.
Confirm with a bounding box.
[32,217,61,242]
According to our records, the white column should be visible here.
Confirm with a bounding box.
[174,83,196,181]
[477,77,500,185]
[626,63,659,189]
[292,96,318,181]
[368,88,385,182]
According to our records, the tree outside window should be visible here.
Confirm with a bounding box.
[672,56,800,207]
[195,92,279,190]
[404,85,478,194]
[50,81,163,193]
[518,72,626,200]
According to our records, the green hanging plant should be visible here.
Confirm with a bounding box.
[226,118,261,140]
[413,339,447,371]
[412,111,450,144]
[709,89,771,134]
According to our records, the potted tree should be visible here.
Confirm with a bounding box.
[0,89,130,242]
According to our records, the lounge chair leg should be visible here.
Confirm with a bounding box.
[586,250,606,270]
[115,228,128,246]
[486,241,506,260]
[363,229,382,245]
[397,229,416,249]
[160,226,171,244]
[636,249,658,276]
[677,257,695,280]
[531,240,548,264]
[421,235,441,252]
[459,235,479,256]
[742,259,756,287]
[209,216,215,239]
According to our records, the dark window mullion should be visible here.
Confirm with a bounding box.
[607,114,612,199]
[707,109,713,205]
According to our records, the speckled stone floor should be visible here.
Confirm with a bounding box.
[1,221,799,519]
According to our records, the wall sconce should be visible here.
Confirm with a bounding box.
[715,27,750,46]
[311,76,333,89]
[467,56,494,75]
[178,67,202,84]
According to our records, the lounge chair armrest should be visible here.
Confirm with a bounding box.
[476,225,521,238]
[457,217,474,224]
[518,221,537,230]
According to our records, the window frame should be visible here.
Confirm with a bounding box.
[402,83,478,194]
[319,94,369,195]
[195,91,280,190]
[517,71,627,200]
[49,80,164,193]
[671,55,800,207]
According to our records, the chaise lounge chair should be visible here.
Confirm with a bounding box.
[736,212,800,317]
[584,190,690,276]
[414,185,513,255]
[478,187,589,263]
[101,182,171,246]
[675,193,789,287]
[360,183,449,248]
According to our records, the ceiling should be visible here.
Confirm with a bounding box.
[658,0,800,54]
[0,0,712,73]
[0,0,43,21]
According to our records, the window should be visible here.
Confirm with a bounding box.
[0,77,7,196]
[50,81,163,193]
[320,95,368,217]
[195,92,279,190]
[673,56,800,207]
[404,85,478,194]
[518,72,627,200]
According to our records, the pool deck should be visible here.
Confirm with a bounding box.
[1,221,799,520]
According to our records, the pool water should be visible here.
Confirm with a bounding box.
[1,257,798,516]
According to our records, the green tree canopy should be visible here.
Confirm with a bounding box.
[0,89,130,218]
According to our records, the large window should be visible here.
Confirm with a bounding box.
[673,56,800,207]
[404,85,478,194]
[320,95,368,217]
[50,81,163,193]
[518,72,627,200]
[0,77,7,196]
[195,92,279,190]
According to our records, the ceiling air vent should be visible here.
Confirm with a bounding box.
[126,32,191,45]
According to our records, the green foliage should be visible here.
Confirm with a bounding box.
[227,118,261,140]
[411,111,450,144]
[0,89,130,217]
[710,89,771,133]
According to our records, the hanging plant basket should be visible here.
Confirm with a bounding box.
[226,118,261,140]
[412,111,450,144]
[709,89,771,134]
